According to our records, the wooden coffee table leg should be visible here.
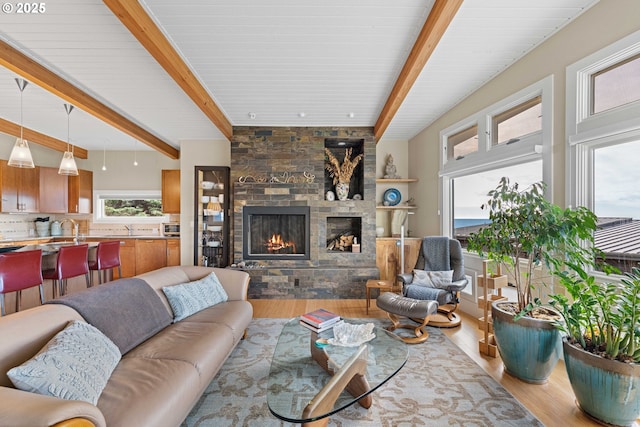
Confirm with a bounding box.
[303,344,370,426]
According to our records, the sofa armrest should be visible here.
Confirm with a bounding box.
[208,268,250,301]
[0,387,106,427]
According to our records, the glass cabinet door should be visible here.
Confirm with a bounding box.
[194,166,230,267]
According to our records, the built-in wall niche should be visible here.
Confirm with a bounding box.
[324,139,364,200]
[326,216,362,252]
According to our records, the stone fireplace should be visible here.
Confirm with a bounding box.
[231,126,378,299]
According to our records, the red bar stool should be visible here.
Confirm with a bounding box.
[42,244,90,298]
[0,249,45,316]
[88,241,122,285]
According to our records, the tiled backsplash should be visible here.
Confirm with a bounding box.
[0,213,179,240]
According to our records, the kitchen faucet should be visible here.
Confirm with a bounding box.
[60,219,79,243]
[124,225,133,236]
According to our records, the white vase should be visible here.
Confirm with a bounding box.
[335,182,349,201]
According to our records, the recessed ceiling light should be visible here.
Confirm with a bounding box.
[299,112,306,118]
[248,112,256,119]
[348,112,355,118]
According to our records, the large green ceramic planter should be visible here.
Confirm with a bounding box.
[563,338,640,426]
[491,301,561,384]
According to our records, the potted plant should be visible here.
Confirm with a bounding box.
[324,147,363,201]
[549,264,640,426]
[467,177,599,383]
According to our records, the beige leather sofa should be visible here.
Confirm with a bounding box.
[0,266,252,427]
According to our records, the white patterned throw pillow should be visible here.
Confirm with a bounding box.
[7,320,121,405]
[412,269,454,289]
[162,271,229,322]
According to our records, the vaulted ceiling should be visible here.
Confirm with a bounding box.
[0,0,598,157]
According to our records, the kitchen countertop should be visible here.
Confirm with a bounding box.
[0,235,178,250]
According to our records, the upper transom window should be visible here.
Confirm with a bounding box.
[492,96,542,146]
[591,53,640,115]
[448,125,478,160]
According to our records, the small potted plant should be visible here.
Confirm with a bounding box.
[324,147,363,201]
[549,264,640,426]
[467,177,599,383]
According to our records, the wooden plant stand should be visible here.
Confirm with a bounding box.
[477,260,508,357]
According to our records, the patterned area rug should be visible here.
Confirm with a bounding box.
[182,318,543,427]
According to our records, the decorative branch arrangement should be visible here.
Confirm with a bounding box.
[324,148,363,184]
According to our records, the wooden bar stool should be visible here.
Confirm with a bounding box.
[43,244,90,298]
[0,249,45,316]
[88,241,122,285]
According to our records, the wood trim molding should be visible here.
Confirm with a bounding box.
[0,117,88,159]
[0,40,179,159]
[103,0,233,140]
[374,0,463,141]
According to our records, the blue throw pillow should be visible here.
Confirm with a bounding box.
[7,320,121,405]
[162,271,229,322]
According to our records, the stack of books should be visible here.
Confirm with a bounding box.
[299,308,343,333]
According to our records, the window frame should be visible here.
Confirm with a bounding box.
[93,190,170,224]
[439,76,554,237]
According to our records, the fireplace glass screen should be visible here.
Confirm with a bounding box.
[243,206,310,260]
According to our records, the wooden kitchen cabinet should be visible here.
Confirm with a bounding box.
[135,239,167,275]
[162,169,180,214]
[68,169,93,214]
[39,167,68,213]
[375,237,422,283]
[166,239,180,266]
[0,160,39,213]
[117,239,136,278]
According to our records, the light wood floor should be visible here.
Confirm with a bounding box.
[251,298,639,427]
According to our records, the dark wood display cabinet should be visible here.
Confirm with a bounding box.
[193,166,230,267]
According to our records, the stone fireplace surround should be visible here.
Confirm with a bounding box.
[231,126,378,299]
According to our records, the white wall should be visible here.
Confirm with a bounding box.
[407,0,640,237]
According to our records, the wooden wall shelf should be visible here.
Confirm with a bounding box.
[375,178,418,183]
[376,205,417,210]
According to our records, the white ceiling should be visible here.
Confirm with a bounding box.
[0,0,598,153]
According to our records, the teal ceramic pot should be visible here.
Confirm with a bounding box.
[491,301,561,384]
[563,338,640,426]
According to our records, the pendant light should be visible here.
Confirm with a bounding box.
[101,140,107,171]
[58,103,79,176]
[7,78,35,168]
[133,139,138,166]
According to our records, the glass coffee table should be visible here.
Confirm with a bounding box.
[267,318,408,426]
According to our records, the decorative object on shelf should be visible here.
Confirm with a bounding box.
[353,194,362,200]
[238,171,315,184]
[326,191,335,201]
[391,209,408,237]
[335,182,349,201]
[383,188,401,206]
[376,226,385,237]
[324,147,363,201]
[383,154,400,179]
[202,181,215,190]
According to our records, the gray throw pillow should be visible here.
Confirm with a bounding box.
[162,271,229,322]
[7,320,121,405]
[412,269,454,289]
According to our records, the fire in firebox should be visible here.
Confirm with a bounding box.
[265,234,297,253]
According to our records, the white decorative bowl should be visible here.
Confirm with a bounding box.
[201,181,215,190]
[210,225,222,232]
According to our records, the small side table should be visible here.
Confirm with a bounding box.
[365,279,394,314]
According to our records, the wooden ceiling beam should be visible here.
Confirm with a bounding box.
[374,0,463,142]
[0,117,88,159]
[103,0,233,140]
[0,40,179,159]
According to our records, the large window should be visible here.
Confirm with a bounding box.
[453,161,543,247]
[567,30,640,275]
